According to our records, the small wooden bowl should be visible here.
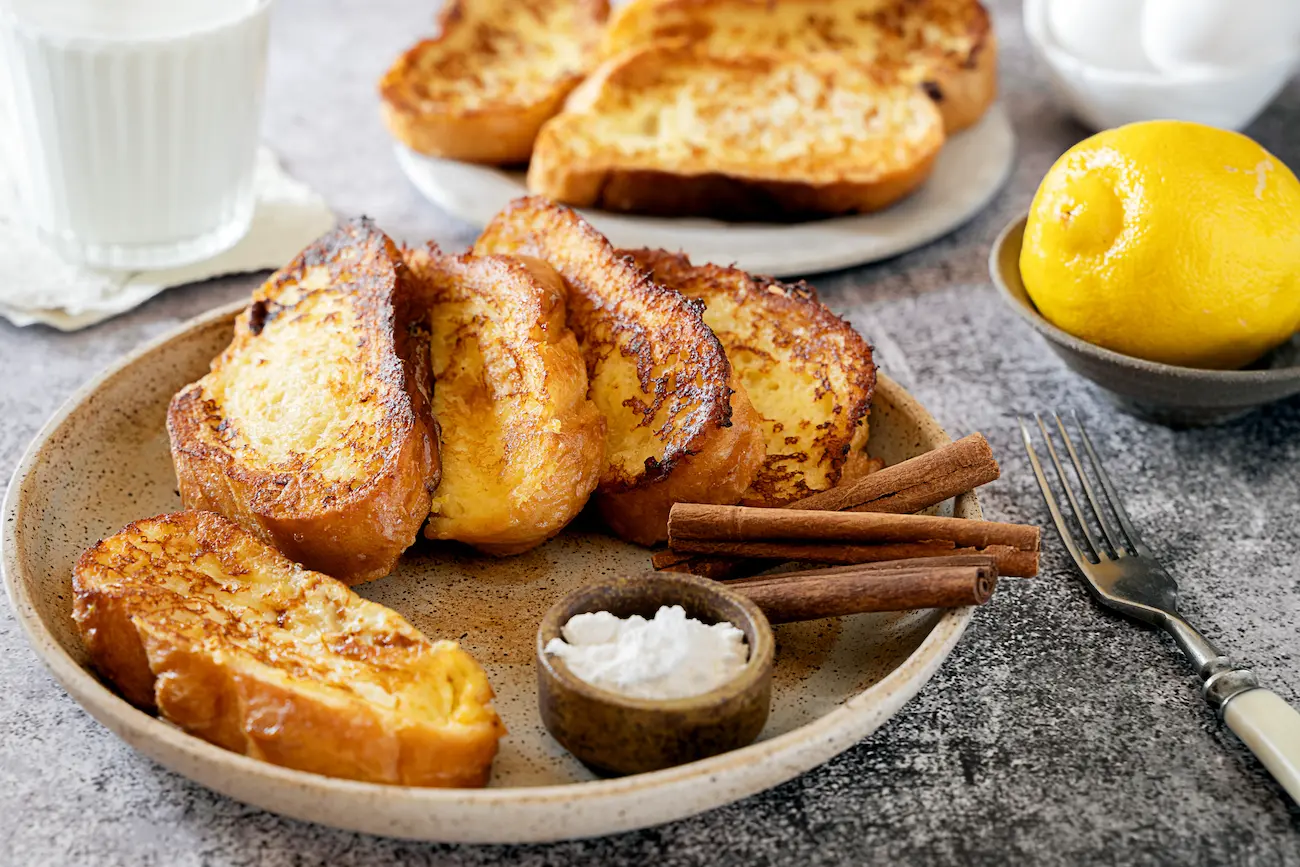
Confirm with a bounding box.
[536,571,776,777]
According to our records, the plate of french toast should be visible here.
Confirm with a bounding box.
[2,197,1038,842]
[381,0,1014,277]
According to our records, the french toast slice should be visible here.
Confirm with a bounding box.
[526,46,946,220]
[403,246,606,555]
[602,0,997,133]
[380,0,610,164]
[474,197,765,545]
[626,250,876,506]
[72,511,504,788]
[167,219,438,586]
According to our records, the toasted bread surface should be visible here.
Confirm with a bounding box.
[474,197,765,544]
[380,0,610,164]
[602,0,996,132]
[627,250,876,506]
[403,246,606,555]
[527,47,945,220]
[72,511,503,787]
[167,219,438,586]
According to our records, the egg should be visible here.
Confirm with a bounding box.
[1045,0,1153,71]
[1141,0,1300,71]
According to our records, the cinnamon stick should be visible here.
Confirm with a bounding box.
[669,504,1041,552]
[726,554,997,586]
[658,433,1001,579]
[650,549,744,580]
[669,539,1039,578]
[793,433,999,513]
[731,562,998,623]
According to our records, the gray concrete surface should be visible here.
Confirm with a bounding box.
[2,0,1298,863]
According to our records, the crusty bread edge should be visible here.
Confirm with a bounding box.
[930,31,998,133]
[169,404,436,586]
[167,222,439,586]
[379,0,611,165]
[71,511,502,788]
[623,249,878,506]
[381,79,579,165]
[528,46,946,219]
[529,141,942,220]
[475,196,748,490]
[597,372,765,545]
[404,245,607,555]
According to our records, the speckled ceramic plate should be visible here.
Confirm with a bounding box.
[2,301,982,843]
[394,105,1015,278]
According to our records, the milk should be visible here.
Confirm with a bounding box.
[0,0,271,268]
[6,0,255,39]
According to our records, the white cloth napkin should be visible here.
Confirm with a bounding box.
[0,130,335,330]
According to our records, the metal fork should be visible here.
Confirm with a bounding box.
[1020,413,1300,802]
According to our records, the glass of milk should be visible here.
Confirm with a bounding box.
[0,0,271,269]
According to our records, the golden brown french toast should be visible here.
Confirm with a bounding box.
[627,250,876,506]
[602,0,996,133]
[474,197,765,545]
[380,0,610,164]
[72,511,503,788]
[403,245,606,555]
[168,219,438,586]
[526,46,945,220]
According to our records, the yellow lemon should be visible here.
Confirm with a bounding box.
[1020,120,1300,369]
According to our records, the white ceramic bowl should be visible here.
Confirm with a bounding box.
[1024,0,1298,131]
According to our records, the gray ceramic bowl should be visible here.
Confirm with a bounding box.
[991,214,1300,426]
[536,572,775,777]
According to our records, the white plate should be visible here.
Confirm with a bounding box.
[3,303,982,843]
[395,104,1015,277]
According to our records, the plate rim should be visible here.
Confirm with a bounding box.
[2,301,980,842]
[394,103,1017,278]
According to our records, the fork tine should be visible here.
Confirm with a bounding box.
[1073,412,1147,550]
[1053,413,1124,556]
[1018,416,1090,567]
[1034,414,1102,561]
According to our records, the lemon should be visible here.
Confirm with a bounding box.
[1020,120,1300,369]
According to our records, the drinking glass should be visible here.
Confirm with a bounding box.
[0,0,272,269]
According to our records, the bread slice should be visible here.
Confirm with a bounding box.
[626,250,876,506]
[403,245,606,555]
[601,0,996,133]
[475,197,765,545]
[526,46,946,220]
[380,0,610,164]
[168,219,438,586]
[72,511,503,787]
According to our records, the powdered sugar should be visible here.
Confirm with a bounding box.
[545,605,748,701]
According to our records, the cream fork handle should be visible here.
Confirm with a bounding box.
[1223,688,1300,802]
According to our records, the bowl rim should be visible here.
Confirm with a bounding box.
[0,0,274,46]
[535,571,776,713]
[990,213,1300,383]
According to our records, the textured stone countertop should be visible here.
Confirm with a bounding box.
[2,1,1298,864]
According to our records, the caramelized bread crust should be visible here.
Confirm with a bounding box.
[627,250,876,505]
[527,47,945,220]
[602,0,997,133]
[72,511,503,788]
[168,219,438,585]
[475,197,765,544]
[380,0,610,164]
[404,246,606,555]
